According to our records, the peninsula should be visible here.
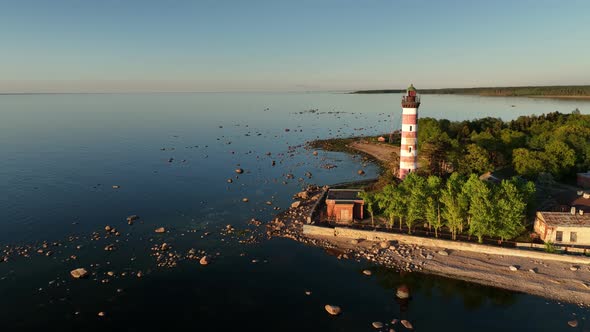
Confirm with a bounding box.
[272,86,590,307]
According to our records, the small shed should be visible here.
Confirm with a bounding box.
[325,189,364,223]
[534,211,590,245]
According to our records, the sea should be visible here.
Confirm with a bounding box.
[0,92,588,331]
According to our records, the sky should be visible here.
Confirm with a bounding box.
[1,0,589,92]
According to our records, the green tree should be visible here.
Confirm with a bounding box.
[358,191,378,227]
[459,144,493,175]
[541,140,576,179]
[440,173,466,240]
[512,148,545,178]
[509,177,536,217]
[495,180,527,241]
[400,173,427,234]
[465,176,496,243]
[424,175,443,237]
[376,184,406,229]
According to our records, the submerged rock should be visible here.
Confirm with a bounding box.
[324,304,341,316]
[568,320,578,327]
[200,256,209,266]
[126,215,139,224]
[401,319,413,330]
[362,269,372,276]
[155,227,166,233]
[372,322,383,329]
[396,285,410,299]
[70,268,89,279]
[235,168,244,174]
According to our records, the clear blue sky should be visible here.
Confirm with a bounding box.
[1,0,589,92]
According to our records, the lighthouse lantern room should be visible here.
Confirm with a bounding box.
[399,84,420,179]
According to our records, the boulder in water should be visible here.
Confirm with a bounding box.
[401,319,413,330]
[200,256,209,266]
[324,304,341,316]
[372,322,383,329]
[70,268,89,279]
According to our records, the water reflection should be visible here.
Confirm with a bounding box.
[372,266,517,310]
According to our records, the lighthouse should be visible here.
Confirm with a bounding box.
[399,84,420,179]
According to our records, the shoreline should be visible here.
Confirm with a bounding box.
[352,92,590,100]
[269,186,590,307]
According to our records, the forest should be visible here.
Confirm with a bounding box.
[358,110,589,242]
[352,85,590,97]
[414,110,590,181]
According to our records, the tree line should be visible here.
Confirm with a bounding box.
[416,111,590,181]
[358,172,536,243]
[352,85,590,96]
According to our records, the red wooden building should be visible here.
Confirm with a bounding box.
[325,189,364,223]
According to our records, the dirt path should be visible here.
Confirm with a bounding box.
[348,141,399,163]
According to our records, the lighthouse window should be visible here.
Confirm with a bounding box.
[408,146,412,153]
[409,126,413,132]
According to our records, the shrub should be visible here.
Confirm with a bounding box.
[544,241,557,253]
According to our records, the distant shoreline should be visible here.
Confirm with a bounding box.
[351,85,590,100]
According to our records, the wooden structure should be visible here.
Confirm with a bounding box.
[325,189,364,223]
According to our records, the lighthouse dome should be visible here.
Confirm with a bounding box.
[407,84,416,92]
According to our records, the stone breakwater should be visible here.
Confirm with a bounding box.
[270,186,590,307]
[267,186,439,274]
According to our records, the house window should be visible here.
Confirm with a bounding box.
[409,146,412,153]
[556,231,563,242]
[409,126,413,132]
[570,232,577,243]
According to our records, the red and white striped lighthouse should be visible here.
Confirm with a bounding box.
[399,84,420,179]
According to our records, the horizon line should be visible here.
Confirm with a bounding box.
[1,84,589,96]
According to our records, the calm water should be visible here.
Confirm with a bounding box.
[0,93,588,331]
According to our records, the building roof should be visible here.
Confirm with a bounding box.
[326,189,364,201]
[407,84,416,92]
[537,211,590,228]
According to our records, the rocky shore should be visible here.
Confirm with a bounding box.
[269,186,590,308]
